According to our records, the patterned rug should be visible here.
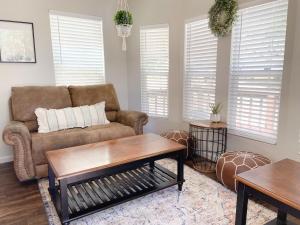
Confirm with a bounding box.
[38,159,275,225]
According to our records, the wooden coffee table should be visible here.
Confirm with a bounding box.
[235,159,300,225]
[46,133,186,225]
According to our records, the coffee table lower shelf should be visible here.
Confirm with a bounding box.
[49,163,179,224]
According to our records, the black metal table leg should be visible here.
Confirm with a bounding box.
[277,210,288,224]
[60,179,69,224]
[235,182,249,225]
[48,165,56,200]
[265,210,290,225]
[177,151,184,191]
[150,161,155,172]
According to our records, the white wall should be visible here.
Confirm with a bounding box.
[1,0,299,164]
[127,0,300,162]
[0,0,128,163]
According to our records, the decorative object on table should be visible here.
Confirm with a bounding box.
[216,151,271,192]
[235,159,300,225]
[0,20,36,63]
[114,0,133,51]
[39,159,275,225]
[209,102,222,123]
[189,120,227,173]
[160,130,191,159]
[208,0,238,37]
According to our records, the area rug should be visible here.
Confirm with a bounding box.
[38,159,275,225]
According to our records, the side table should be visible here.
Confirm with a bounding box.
[189,120,227,173]
[235,159,300,225]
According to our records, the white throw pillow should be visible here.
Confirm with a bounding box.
[35,101,110,133]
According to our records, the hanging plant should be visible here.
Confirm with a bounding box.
[114,10,133,25]
[114,0,133,51]
[209,0,238,37]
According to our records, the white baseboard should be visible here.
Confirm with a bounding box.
[0,155,13,164]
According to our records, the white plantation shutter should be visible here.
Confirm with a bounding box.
[140,25,169,117]
[183,18,218,121]
[49,11,105,86]
[228,0,288,144]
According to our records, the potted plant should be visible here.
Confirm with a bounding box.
[114,10,133,51]
[210,103,222,123]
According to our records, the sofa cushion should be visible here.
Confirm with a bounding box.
[35,102,110,133]
[68,84,120,111]
[11,86,72,123]
[31,122,135,165]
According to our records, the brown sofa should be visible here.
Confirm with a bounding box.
[2,84,148,182]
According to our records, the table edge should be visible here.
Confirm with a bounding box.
[48,146,186,180]
[235,175,300,211]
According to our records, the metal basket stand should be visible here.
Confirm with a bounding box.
[189,121,227,173]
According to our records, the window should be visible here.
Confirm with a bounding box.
[183,18,218,121]
[49,11,105,86]
[228,0,288,144]
[140,24,169,118]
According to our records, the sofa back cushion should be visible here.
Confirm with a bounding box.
[69,84,120,121]
[11,86,72,131]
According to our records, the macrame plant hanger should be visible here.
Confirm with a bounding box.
[116,0,132,51]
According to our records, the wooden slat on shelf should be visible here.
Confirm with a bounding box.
[105,177,126,197]
[119,173,143,191]
[67,189,80,213]
[95,179,116,200]
[82,183,102,205]
[75,184,95,208]
[89,181,109,203]
[140,167,162,185]
[114,174,136,194]
[69,186,87,211]
[131,170,154,187]
[134,168,157,186]
[126,171,150,189]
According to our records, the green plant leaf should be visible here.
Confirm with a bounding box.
[210,103,223,114]
[114,10,133,25]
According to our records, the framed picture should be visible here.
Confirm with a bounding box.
[0,20,36,63]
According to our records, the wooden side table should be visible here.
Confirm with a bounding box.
[235,159,300,225]
[189,120,227,173]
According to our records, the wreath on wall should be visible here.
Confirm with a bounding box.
[209,0,238,37]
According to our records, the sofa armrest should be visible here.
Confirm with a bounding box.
[116,111,148,135]
[2,121,35,181]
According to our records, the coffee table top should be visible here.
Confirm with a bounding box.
[235,159,300,211]
[46,133,186,180]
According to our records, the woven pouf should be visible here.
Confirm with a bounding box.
[160,130,190,159]
[216,151,271,192]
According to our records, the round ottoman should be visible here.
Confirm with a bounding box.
[160,130,190,159]
[216,151,271,192]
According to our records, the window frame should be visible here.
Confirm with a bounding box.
[139,24,170,118]
[227,0,289,144]
[183,15,218,122]
[49,10,106,86]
